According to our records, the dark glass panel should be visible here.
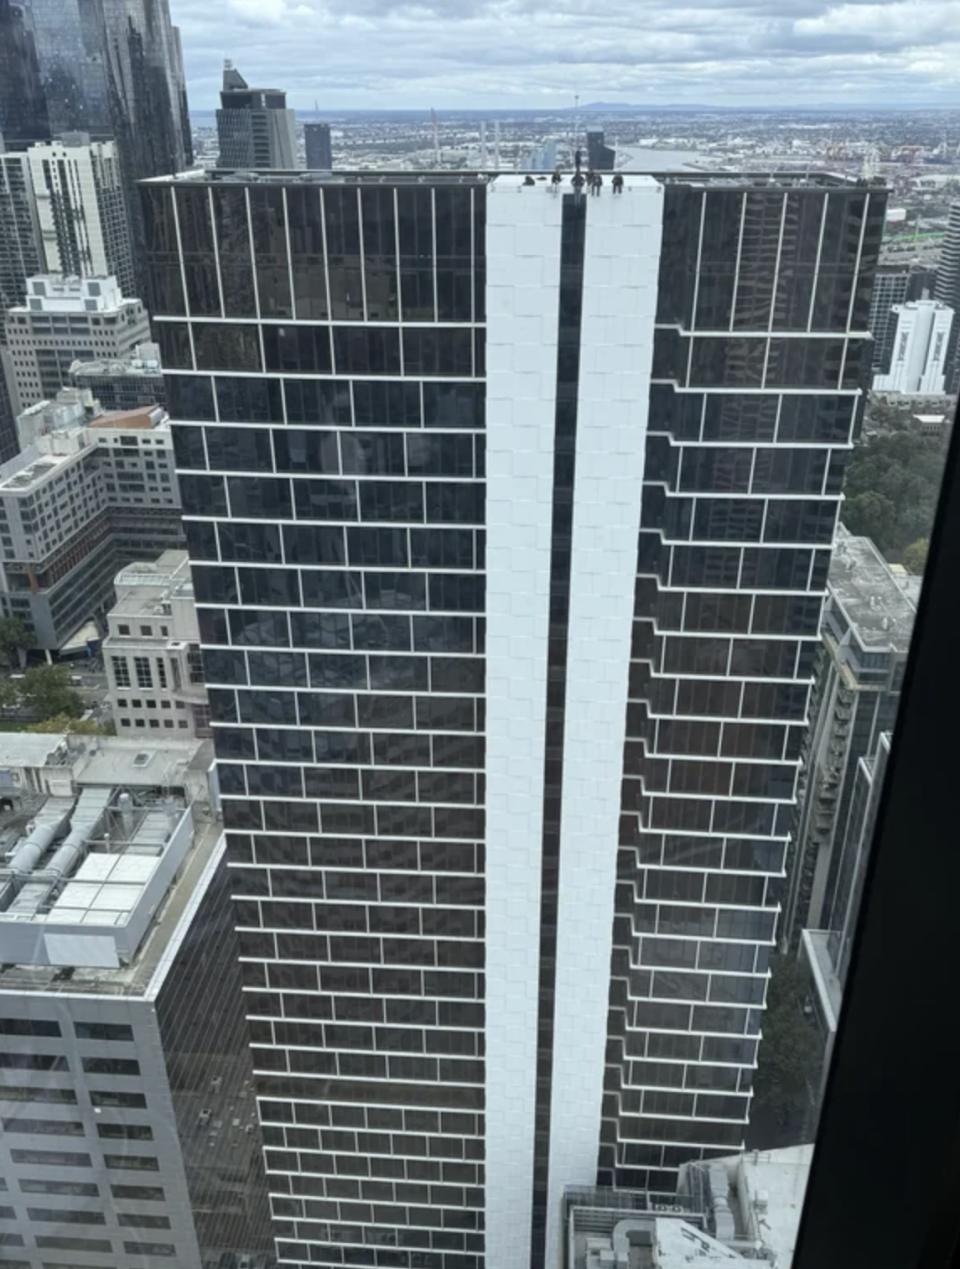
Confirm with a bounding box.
[249,186,292,318]
[212,186,256,317]
[216,377,284,424]
[166,375,216,422]
[192,323,261,372]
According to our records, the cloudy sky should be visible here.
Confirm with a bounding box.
[172,0,960,111]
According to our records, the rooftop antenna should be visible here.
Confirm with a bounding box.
[480,120,487,168]
[574,93,580,160]
[431,108,440,167]
[494,120,501,171]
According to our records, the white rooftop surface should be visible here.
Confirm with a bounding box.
[0,733,67,768]
[76,738,205,788]
[721,1145,814,1268]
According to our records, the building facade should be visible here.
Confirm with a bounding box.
[0,150,42,320]
[6,274,150,409]
[0,0,191,298]
[68,343,166,413]
[104,550,210,738]
[0,404,182,651]
[871,298,954,394]
[0,733,272,1269]
[217,61,297,170]
[144,167,884,1269]
[799,730,891,1110]
[783,532,914,949]
[27,134,136,298]
[304,122,333,171]
[866,261,935,374]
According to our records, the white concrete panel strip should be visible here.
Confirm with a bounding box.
[484,175,565,1269]
[545,175,665,1269]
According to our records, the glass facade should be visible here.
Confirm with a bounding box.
[598,181,887,1189]
[0,0,192,295]
[151,169,886,1265]
[151,176,487,1269]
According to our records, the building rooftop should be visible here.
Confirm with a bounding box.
[69,343,163,378]
[567,1146,814,1269]
[827,530,917,651]
[143,168,863,191]
[0,735,216,993]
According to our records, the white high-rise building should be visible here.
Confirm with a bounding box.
[144,167,885,1269]
[872,299,954,394]
[27,134,136,299]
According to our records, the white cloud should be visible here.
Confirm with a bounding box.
[172,0,960,108]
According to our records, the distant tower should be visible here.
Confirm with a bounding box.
[216,60,297,169]
[304,122,333,170]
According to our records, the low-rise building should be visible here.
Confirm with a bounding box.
[104,551,209,738]
[68,343,165,415]
[6,275,150,411]
[0,733,272,1269]
[565,1145,813,1269]
[0,407,183,652]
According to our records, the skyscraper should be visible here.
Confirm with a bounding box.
[27,134,135,297]
[144,167,884,1269]
[304,122,333,171]
[217,61,297,169]
[0,0,192,293]
[872,298,953,394]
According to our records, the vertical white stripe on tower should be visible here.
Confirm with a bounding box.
[484,175,564,1269]
[545,175,665,1269]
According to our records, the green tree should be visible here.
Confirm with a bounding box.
[749,957,822,1147]
[18,665,83,721]
[902,537,929,574]
[0,679,19,713]
[842,433,946,555]
[26,714,107,735]
[0,616,30,669]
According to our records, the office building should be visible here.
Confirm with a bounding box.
[27,134,135,298]
[304,122,333,170]
[932,200,960,391]
[15,385,99,446]
[587,127,616,171]
[145,166,883,1269]
[0,404,182,652]
[800,731,890,1110]
[0,731,272,1269]
[217,61,297,169]
[0,151,42,319]
[783,533,914,948]
[104,550,210,738]
[6,274,150,409]
[69,343,165,414]
[866,262,935,373]
[871,298,953,394]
